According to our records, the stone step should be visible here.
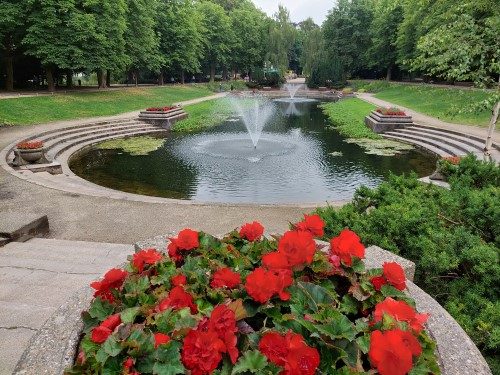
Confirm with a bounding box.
[0,212,49,244]
[34,119,144,144]
[48,127,168,159]
[402,126,487,151]
[412,123,500,151]
[382,134,453,157]
[390,128,482,154]
[43,123,156,152]
[383,131,472,157]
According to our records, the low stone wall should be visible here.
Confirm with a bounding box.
[138,107,188,129]
[365,110,413,133]
[14,239,492,375]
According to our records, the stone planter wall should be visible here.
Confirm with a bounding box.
[365,110,413,133]
[138,107,188,129]
[14,238,493,375]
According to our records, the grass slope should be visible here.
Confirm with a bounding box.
[349,80,496,127]
[0,85,213,126]
[320,98,379,139]
[173,98,233,133]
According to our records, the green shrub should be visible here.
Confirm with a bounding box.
[315,156,500,372]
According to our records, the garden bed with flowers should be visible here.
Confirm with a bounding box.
[365,107,413,134]
[66,216,440,375]
[138,105,188,129]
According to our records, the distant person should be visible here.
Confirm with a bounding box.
[192,75,195,83]
[171,77,175,84]
[219,83,223,92]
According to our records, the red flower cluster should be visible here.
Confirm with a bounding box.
[329,229,365,267]
[154,333,171,348]
[168,229,199,263]
[262,230,316,270]
[132,248,163,272]
[158,286,198,314]
[91,314,121,343]
[239,221,264,241]
[171,274,187,287]
[443,156,461,165]
[376,107,406,116]
[182,305,239,374]
[294,214,325,237]
[371,262,407,291]
[210,268,241,289]
[373,298,429,333]
[90,268,128,302]
[16,140,44,150]
[259,331,320,375]
[369,329,421,375]
[146,106,177,112]
[245,267,293,303]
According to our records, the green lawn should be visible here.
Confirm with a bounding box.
[320,98,379,139]
[349,80,497,127]
[0,85,213,126]
[173,98,233,133]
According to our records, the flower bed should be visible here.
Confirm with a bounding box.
[16,140,44,149]
[376,107,407,116]
[67,216,439,375]
[146,106,178,112]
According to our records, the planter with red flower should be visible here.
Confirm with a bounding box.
[13,139,49,166]
[365,107,413,133]
[138,105,188,129]
[66,216,442,375]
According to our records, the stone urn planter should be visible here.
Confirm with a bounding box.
[12,140,49,166]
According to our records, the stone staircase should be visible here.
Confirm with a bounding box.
[382,124,500,161]
[5,118,168,167]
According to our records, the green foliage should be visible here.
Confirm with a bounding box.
[320,98,380,139]
[172,98,233,132]
[265,6,296,73]
[307,58,345,89]
[316,156,500,372]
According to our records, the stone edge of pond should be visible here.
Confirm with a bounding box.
[13,244,492,375]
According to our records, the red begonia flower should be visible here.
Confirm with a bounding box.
[210,268,241,289]
[171,274,187,287]
[329,229,365,266]
[154,333,171,348]
[374,298,429,333]
[369,329,419,375]
[239,221,265,242]
[295,214,325,237]
[90,268,128,303]
[133,248,163,272]
[383,262,407,291]
[181,329,226,375]
[158,286,198,314]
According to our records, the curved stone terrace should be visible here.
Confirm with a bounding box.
[0,90,497,374]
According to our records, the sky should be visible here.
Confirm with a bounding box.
[252,0,333,25]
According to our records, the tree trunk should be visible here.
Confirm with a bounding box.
[66,70,73,88]
[97,69,107,89]
[134,71,138,87]
[158,71,164,86]
[386,65,393,81]
[210,62,216,83]
[180,70,185,84]
[106,70,111,87]
[5,44,14,91]
[46,66,55,92]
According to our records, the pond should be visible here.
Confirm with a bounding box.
[70,100,437,204]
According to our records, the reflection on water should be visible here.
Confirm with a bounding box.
[70,102,437,204]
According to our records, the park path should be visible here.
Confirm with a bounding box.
[0,239,134,374]
[357,92,500,143]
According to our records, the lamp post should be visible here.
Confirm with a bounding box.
[484,101,499,161]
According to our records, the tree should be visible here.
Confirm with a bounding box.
[0,0,25,90]
[228,5,267,77]
[266,5,296,73]
[367,0,403,80]
[196,1,233,82]
[79,0,128,88]
[298,18,321,76]
[124,0,162,86]
[323,0,374,77]
[23,0,84,91]
[157,0,203,84]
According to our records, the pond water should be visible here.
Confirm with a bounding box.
[70,101,437,204]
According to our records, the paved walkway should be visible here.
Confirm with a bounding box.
[0,238,133,374]
[357,93,500,144]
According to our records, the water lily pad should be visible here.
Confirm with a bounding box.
[345,138,414,156]
[98,136,165,156]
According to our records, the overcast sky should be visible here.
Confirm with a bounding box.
[252,0,333,25]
